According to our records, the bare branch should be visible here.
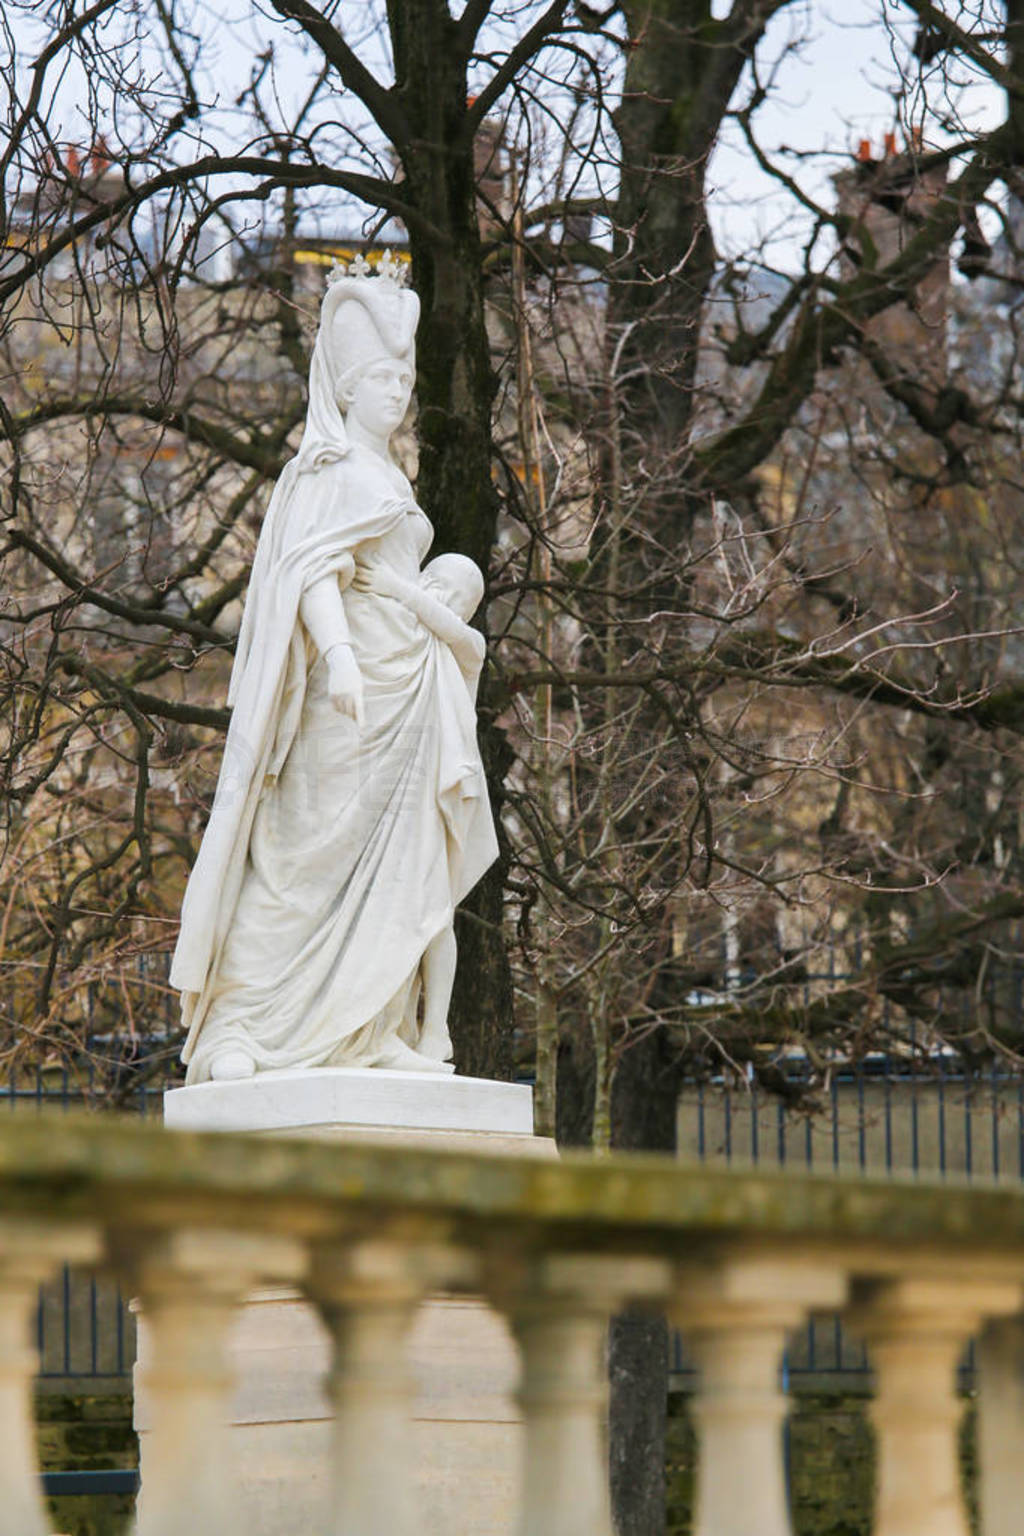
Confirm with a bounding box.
[465,1,571,134]
[267,0,412,148]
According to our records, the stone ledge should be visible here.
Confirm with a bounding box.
[11,1114,1024,1257]
[163,1068,534,1137]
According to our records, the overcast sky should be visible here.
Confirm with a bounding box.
[18,0,1005,272]
[706,0,1004,267]
[190,0,1005,267]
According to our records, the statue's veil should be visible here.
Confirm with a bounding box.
[229,264,419,704]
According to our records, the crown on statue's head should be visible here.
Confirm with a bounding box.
[326,247,409,291]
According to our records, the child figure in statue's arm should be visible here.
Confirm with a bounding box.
[356,551,485,683]
[352,552,486,1064]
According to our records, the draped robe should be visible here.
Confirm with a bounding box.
[170,443,498,1082]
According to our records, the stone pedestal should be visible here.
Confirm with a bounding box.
[163,1065,540,1152]
[136,1069,549,1535]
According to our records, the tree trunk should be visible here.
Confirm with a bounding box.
[450,715,516,1080]
[389,0,513,1079]
[608,1029,683,1536]
[604,5,788,1526]
[555,1026,597,1147]
[612,0,721,507]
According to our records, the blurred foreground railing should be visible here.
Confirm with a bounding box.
[13,1029,1024,1391]
[4,1118,1024,1533]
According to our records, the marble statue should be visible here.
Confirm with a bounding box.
[169,253,498,1083]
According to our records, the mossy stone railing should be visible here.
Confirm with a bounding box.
[3,1114,1024,1535]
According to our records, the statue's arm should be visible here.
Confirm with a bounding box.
[356,568,485,674]
[299,573,351,653]
[299,576,364,726]
[405,587,486,675]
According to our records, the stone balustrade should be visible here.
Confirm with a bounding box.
[5,1115,1024,1533]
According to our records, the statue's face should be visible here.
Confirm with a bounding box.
[342,358,414,438]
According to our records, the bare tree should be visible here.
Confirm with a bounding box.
[8,5,1024,1528]
[491,7,1024,1524]
[0,0,583,1076]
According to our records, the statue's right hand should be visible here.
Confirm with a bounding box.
[324,643,364,728]
[352,562,402,599]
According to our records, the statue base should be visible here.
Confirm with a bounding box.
[163,1063,539,1152]
[137,1070,553,1535]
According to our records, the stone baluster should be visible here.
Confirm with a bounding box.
[126,1227,304,1536]
[310,1235,461,1536]
[0,1216,99,1536]
[673,1255,847,1536]
[977,1315,1024,1536]
[849,1276,1022,1536]
[495,1252,670,1536]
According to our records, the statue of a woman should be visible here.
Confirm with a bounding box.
[169,255,498,1084]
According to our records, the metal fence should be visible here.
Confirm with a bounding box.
[37,1266,134,1383]
[5,1066,169,1120]
[678,1056,1024,1182]
[669,1053,1024,1389]
[13,1041,182,1388]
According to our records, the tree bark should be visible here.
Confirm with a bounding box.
[388,0,514,1078]
[604,5,793,1527]
[608,1028,683,1536]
